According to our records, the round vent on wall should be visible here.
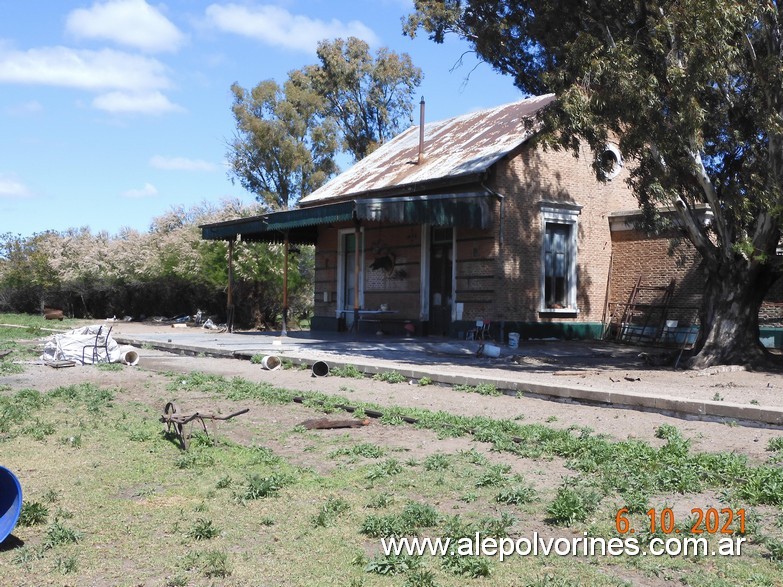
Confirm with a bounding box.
[599,144,624,181]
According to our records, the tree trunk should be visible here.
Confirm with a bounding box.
[688,263,777,369]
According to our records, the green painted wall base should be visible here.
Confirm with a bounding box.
[310,317,783,348]
[450,321,603,342]
[760,328,783,349]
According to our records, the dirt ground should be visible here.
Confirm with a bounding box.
[104,321,783,410]
[5,334,783,587]
[7,342,783,464]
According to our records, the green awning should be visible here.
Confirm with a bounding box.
[354,192,494,229]
[264,201,355,231]
[200,191,495,244]
[200,201,355,244]
[200,216,266,241]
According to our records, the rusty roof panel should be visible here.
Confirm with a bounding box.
[299,94,555,206]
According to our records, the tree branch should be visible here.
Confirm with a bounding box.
[649,142,716,265]
[687,141,731,259]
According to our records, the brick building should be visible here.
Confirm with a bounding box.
[201,95,783,345]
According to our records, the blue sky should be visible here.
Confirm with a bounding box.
[0,0,524,238]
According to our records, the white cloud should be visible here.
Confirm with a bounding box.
[92,91,183,114]
[0,174,32,198]
[0,46,171,92]
[205,3,379,53]
[123,182,158,198]
[66,0,185,53]
[0,46,180,115]
[150,155,217,171]
[5,100,43,116]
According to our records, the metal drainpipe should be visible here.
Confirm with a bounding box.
[482,183,505,245]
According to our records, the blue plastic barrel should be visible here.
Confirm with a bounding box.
[0,466,22,544]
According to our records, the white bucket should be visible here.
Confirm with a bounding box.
[481,343,501,358]
[119,346,139,366]
[508,332,520,349]
[261,355,281,370]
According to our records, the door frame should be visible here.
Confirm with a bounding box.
[424,226,457,330]
[335,227,365,319]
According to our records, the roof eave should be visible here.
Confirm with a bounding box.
[298,170,489,208]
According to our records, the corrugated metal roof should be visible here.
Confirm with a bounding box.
[299,94,555,206]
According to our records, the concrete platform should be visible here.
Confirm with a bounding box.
[106,324,783,428]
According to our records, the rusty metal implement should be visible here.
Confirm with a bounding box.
[160,401,249,450]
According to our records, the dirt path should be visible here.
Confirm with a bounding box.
[8,347,777,463]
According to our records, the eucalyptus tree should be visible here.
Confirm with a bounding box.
[227,69,339,211]
[310,37,423,161]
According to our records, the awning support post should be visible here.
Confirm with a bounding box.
[353,221,361,336]
[282,232,289,337]
[227,240,235,333]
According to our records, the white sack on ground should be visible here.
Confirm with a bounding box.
[41,325,122,365]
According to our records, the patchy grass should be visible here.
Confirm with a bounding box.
[2,357,783,586]
[331,364,365,378]
[373,370,408,384]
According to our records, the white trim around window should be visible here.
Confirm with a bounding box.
[539,203,581,313]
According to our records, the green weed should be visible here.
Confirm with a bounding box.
[361,502,439,538]
[762,537,783,561]
[404,567,439,587]
[235,473,288,502]
[767,437,783,453]
[187,518,220,540]
[453,383,501,396]
[197,549,231,578]
[547,484,600,525]
[366,458,403,481]
[423,453,450,471]
[365,553,420,576]
[0,360,23,375]
[43,521,81,549]
[654,424,682,441]
[495,484,536,505]
[331,364,365,378]
[58,434,82,448]
[53,555,78,575]
[311,495,351,527]
[96,362,123,372]
[366,493,394,509]
[18,501,49,526]
[42,488,60,504]
[330,443,386,460]
[215,475,232,489]
[441,553,491,578]
[22,419,55,441]
[373,370,407,384]
[476,464,512,487]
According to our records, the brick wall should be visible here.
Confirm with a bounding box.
[608,228,703,327]
[487,143,638,324]
[609,227,783,329]
[313,221,423,323]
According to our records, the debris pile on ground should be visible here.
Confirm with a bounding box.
[41,325,124,365]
